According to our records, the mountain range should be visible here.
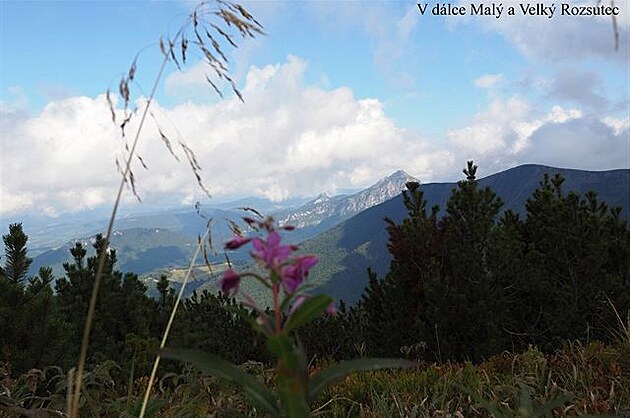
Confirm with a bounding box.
[300,164,630,306]
[22,164,630,305]
[26,170,419,278]
[275,170,417,242]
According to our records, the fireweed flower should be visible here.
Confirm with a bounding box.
[281,255,318,294]
[251,230,294,271]
[325,302,336,316]
[220,268,240,295]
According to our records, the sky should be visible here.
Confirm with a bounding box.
[0,0,628,219]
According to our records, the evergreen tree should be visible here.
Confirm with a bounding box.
[0,226,68,375]
[359,181,444,358]
[55,235,156,371]
[430,161,510,360]
[299,298,363,362]
[520,174,630,347]
[151,274,175,344]
[169,290,270,365]
[2,223,32,285]
[157,274,174,309]
[19,268,69,371]
[488,209,528,351]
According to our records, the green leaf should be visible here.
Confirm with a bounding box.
[162,348,279,416]
[277,374,310,418]
[284,294,333,333]
[308,358,415,402]
[267,336,310,417]
[267,334,297,369]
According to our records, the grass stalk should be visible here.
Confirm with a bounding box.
[66,3,262,415]
[69,56,169,417]
[138,228,210,418]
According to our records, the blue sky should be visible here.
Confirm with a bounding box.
[0,0,628,218]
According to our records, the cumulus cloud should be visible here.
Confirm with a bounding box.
[448,97,531,156]
[1,95,123,216]
[1,86,28,112]
[602,116,630,135]
[3,55,627,218]
[548,68,607,108]
[520,117,628,169]
[38,83,78,102]
[0,56,452,217]
[447,93,626,174]
[455,0,628,63]
[164,62,213,101]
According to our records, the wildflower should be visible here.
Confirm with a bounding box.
[251,231,293,270]
[220,268,240,295]
[281,255,318,294]
[225,235,251,250]
[325,302,336,316]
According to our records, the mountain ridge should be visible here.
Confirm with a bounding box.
[274,170,418,241]
[302,164,630,306]
[26,170,420,279]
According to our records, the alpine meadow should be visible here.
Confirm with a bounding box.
[1,1,629,416]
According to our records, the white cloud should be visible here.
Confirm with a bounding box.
[0,95,125,216]
[602,116,630,135]
[521,117,628,169]
[474,74,504,89]
[164,61,213,100]
[3,55,626,219]
[1,86,28,112]
[448,97,531,156]
[548,68,607,108]
[447,94,626,174]
[456,0,628,63]
[0,56,451,217]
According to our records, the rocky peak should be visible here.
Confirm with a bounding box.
[276,170,419,230]
[375,170,417,187]
[312,193,330,205]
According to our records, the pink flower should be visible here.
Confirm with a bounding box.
[220,269,240,295]
[225,235,251,250]
[325,302,336,316]
[251,231,293,270]
[281,255,318,294]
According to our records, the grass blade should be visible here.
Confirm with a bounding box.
[308,358,415,402]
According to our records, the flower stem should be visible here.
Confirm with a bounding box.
[273,282,281,335]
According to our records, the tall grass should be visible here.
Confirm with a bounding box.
[3,342,628,416]
[315,342,630,416]
[67,2,263,416]
[138,228,209,417]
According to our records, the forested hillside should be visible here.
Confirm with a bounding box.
[1,161,629,415]
[307,164,630,305]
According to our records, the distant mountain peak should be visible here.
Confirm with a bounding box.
[386,169,413,180]
[313,193,330,203]
[276,171,419,231]
[367,170,418,192]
